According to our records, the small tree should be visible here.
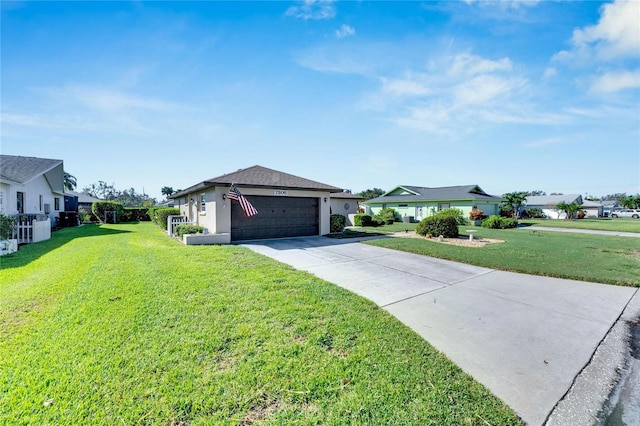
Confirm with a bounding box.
[0,213,16,240]
[556,202,580,220]
[358,188,385,200]
[502,192,528,218]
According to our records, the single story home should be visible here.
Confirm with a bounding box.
[524,194,583,219]
[363,185,503,222]
[0,154,71,244]
[580,200,604,218]
[329,191,362,226]
[169,165,344,243]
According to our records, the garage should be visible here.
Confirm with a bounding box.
[171,165,342,244]
[231,196,319,241]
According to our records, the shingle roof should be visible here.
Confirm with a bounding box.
[525,194,582,206]
[365,185,502,204]
[172,165,342,198]
[0,155,63,184]
[330,192,362,200]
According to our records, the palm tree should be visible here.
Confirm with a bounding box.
[502,192,528,218]
[161,186,175,197]
[556,202,580,220]
[64,172,77,191]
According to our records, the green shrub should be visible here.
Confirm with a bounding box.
[354,213,368,227]
[121,208,151,223]
[0,213,16,240]
[522,208,545,219]
[330,214,346,233]
[482,215,518,229]
[416,215,459,238]
[154,208,181,230]
[438,208,466,225]
[92,201,124,223]
[175,224,205,237]
[375,207,398,225]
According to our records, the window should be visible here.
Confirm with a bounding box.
[55,197,60,210]
[399,204,408,207]
[437,203,450,211]
[39,195,43,211]
[200,194,206,212]
[17,192,24,214]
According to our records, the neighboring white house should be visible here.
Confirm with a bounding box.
[169,165,344,243]
[0,155,66,219]
[329,192,362,226]
[0,155,67,244]
[524,194,583,219]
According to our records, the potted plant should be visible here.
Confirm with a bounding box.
[469,209,485,226]
[0,213,18,256]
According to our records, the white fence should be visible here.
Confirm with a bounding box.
[14,214,51,244]
[168,215,192,237]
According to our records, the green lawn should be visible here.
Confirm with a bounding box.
[519,218,640,233]
[366,226,640,286]
[0,223,521,425]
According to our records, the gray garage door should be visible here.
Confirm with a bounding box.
[231,196,319,241]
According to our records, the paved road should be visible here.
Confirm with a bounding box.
[242,236,640,426]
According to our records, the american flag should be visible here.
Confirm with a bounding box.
[227,184,258,217]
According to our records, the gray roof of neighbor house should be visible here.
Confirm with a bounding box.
[330,192,362,200]
[365,185,502,204]
[0,155,63,184]
[66,190,101,204]
[171,165,343,198]
[525,194,582,206]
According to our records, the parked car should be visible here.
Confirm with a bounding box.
[610,209,640,219]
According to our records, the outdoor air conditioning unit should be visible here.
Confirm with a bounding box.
[44,203,51,214]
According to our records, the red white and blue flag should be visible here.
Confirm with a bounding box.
[227,184,258,217]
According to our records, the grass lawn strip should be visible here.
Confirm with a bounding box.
[0,223,521,425]
[519,218,640,233]
[365,226,640,287]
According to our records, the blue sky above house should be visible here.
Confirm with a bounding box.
[2,0,639,200]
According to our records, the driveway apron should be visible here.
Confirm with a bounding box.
[241,236,639,426]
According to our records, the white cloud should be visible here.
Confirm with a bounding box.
[36,85,176,112]
[555,0,640,64]
[335,24,355,39]
[571,0,640,61]
[543,67,557,78]
[380,77,431,97]
[453,74,525,106]
[450,53,512,76]
[590,70,640,93]
[286,0,335,21]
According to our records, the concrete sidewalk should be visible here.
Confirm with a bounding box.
[242,236,640,425]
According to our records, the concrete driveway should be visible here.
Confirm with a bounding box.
[241,236,640,425]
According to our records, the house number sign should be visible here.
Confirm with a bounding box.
[273,190,288,196]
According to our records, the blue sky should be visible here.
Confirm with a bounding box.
[2,0,639,200]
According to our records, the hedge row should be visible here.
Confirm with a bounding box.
[149,207,181,230]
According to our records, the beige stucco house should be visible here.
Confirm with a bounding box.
[169,165,344,243]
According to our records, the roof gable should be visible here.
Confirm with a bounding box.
[366,184,501,204]
[172,165,342,197]
[0,155,63,185]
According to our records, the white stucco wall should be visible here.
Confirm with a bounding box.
[175,186,333,239]
[1,177,63,218]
